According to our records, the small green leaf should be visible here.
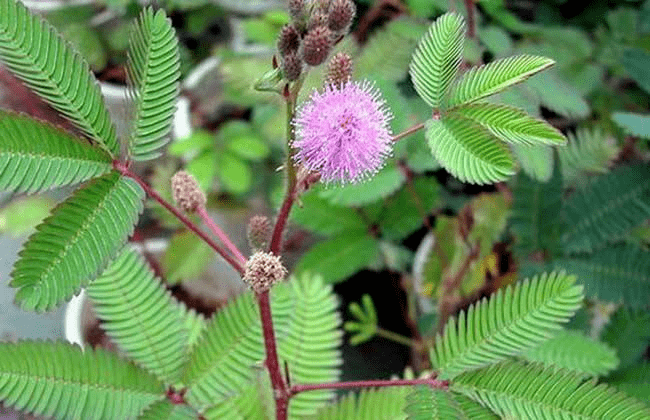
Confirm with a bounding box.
[523,70,590,119]
[169,130,213,156]
[425,116,515,185]
[291,192,367,235]
[162,230,213,284]
[226,126,270,161]
[451,102,566,146]
[0,197,54,237]
[317,165,405,206]
[612,112,650,139]
[344,294,378,345]
[601,308,650,369]
[216,153,252,194]
[409,12,465,108]
[512,143,554,182]
[186,150,216,191]
[622,47,650,95]
[448,55,554,108]
[294,233,380,284]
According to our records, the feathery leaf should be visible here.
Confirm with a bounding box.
[0,111,112,193]
[0,0,119,156]
[450,102,566,146]
[127,8,180,161]
[425,116,515,185]
[561,164,650,253]
[10,171,144,311]
[409,13,465,109]
[452,360,650,419]
[311,387,409,420]
[601,308,650,369]
[405,387,498,420]
[88,247,188,385]
[0,341,163,420]
[431,271,584,380]
[447,55,554,108]
[558,127,619,187]
[138,400,197,420]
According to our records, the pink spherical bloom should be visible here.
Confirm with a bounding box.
[292,80,393,184]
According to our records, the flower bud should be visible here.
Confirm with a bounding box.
[325,52,353,87]
[247,215,272,251]
[277,24,300,57]
[288,0,305,24]
[328,0,355,32]
[243,251,288,293]
[282,51,303,81]
[308,10,328,31]
[302,26,332,66]
[171,171,206,213]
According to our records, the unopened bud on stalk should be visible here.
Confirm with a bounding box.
[328,0,355,32]
[171,171,206,213]
[282,51,303,81]
[325,52,353,87]
[277,24,300,56]
[302,26,332,66]
[247,215,272,251]
[243,251,288,293]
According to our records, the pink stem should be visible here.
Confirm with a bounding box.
[114,161,245,276]
[196,205,247,266]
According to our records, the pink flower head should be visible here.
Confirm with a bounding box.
[292,80,393,184]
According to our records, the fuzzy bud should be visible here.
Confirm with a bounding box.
[308,10,328,31]
[282,51,303,81]
[327,0,355,32]
[325,52,353,87]
[288,0,305,23]
[302,26,332,66]
[247,215,272,251]
[243,251,287,293]
[171,171,206,213]
[277,24,300,56]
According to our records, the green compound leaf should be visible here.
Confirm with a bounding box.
[447,55,554,108]
[184,274,341,416]
[290,191,367,236]
[87,247,188,385]
[409,13,465,109]
[425,116,515,185]
[344,294,378,345]
[522,329,619,376]
[405,387,498,420]
[162,230,213,284]
[450,102,566,146]
[561,164,650,253]
[127,7,180,161]
[0,341,163,420]
[138,400,197,420]
[10,171,144,311]
[312,386,410,420]
[552,243,650,309]
[601,308,650,369]
[0,0,119,156]
[452,360,650,420]
[294,232,381,284]
[0,111,112,193]
[317,165,406,206]
[606,362,650,404]
[511,143,554,182]
[558,127,619,187]
[432,271,584,380]
[612,112,650,139]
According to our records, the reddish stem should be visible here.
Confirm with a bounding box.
[196,205,247,266]
[113,161,245,276]
[269,184,297,255]
[290,377,449,395]
[465,0,476,39]
[257,291,289,419]
[392,122,425,143]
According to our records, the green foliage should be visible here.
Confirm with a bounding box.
[162,229,213,284]
[87,247,189,385]
[127,7,180,161]
[425,116,515,185]
[0,0,119,156]
[431,271,584,380]
[509,168,563,257]
[139,400,198,420]
[621,48,650,94]
[521,329,619,376]
[184,274,341,415]
[10,172,144,311]
[405,387,498,420]
[447,55,554,108]
[344,294,378,345]
[0,196,53,237]
[0,111,112,193]
[558,127,619,187]
[601,308,650,369]
[294,233,380,284]
[561,164,650,253]
[554,244,650,308]
[607,362,650,404]
[0,341,163,419]
[449,103,565,146]
[452,360,650,419]
[612,112,650,139]
[409,13,465,109]
[291,193,367,236]
[311,387,409,420]
[317,165,405,206]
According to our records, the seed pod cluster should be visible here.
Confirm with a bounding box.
[276,0,356,80]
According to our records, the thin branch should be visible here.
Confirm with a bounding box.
[392,122,425,143]
[290,376,448,396]
[465,0,476,39]
[114,161,245,276]
[376,327,418,348]
[196,205,247,266]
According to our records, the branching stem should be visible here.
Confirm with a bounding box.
[196,205,247,266]
[392,122,425,142]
